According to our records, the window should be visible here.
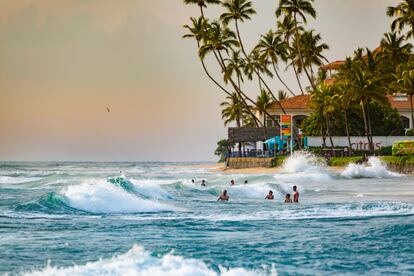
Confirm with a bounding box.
[266,115,280,127]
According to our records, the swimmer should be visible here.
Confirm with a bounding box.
[265,190,274,200]
[284,194,292,203]
[293,185,299,203]
[217,190,229,201]
[201,180,206,187]
[230,179,235,186]
[192,179,195,184]
[244,180,248,184]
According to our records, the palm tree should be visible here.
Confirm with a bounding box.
[224,50,246,87]
[387,0,414,39]
[221,92,246,127]
[220,0,256,56]
[278,90,289,100]
[395,66,414,130]
[256,89,273,126]
[292,30,329,84]
[221,92,247,153]
[276,0,317,89]
[255,30,295,96]
[276,16,305,94]
[183,17,235,98]
[380,31,412,71]
[183,0,221,18]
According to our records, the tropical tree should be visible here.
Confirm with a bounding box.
[394,66,414,130]
[224,50,246,87]
[221,92,247,127]
[380,31,412,71]
[387,0,414,39]
[183,0,221,18]
[276,0,317,89]
[256,89,273,126]
[255,30,295,96]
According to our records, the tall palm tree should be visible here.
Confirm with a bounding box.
[380,31,412,71]
[255,30,295,96]
[387,0,414,39]
[224,50,246,87]
[220,0,256,56]
[276,16,305,94]
[276,0,317,89]
[183,0,221,18]
[278,90,289,100]
[292,30,329,84]
[183,17,234,98]
[395,66,414,130]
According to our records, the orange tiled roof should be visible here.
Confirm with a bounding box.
[263,94,411,111]
[320,60,345,71]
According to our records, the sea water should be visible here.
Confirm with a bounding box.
[0,154,414,275]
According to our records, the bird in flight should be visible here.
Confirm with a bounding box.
[106,107,110,113]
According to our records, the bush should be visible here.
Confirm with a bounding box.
[273,156,288,167]
[328,157,362,167]
[375,146,392,156]
[406,129,414,136]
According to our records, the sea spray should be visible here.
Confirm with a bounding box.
[341,156,402,179]
[24,245,276,276]
[274,151,332,183]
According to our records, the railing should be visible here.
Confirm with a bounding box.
[226,150,276,158]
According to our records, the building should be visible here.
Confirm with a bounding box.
[253,93,413,131]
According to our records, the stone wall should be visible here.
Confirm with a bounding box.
[228,157,274,169]
[385,163,414,175]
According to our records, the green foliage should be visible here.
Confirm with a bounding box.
[328,157,363,167]
[392,140,414,156]
[274,156,288,167]
[214,139,232,162]
[375,146,392,156]
[406,129,414,136]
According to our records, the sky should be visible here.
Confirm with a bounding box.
[0,0,397,162]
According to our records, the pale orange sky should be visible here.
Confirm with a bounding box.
[0,0,397,161]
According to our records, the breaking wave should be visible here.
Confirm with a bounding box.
[341,157,402,179]
[24,245,275,276]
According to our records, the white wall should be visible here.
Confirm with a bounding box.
[308,136,414,150]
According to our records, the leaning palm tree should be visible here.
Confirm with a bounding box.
[387,0,414,39]
[220,0,256,56]
[256,89,273,126]
[255,30,295,96]
[224,50,246,88]
[183,17,234,98]
[183,0,221,18]
[276,0,317,89]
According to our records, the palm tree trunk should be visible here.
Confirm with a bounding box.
[366,103,374,153]
[292,63,305,94]
[360,101,371,153]
[326,117,334,149]
[344,111,352,155]
[410,94,414,130]
[272,62,296,96]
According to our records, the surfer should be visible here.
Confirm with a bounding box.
[293,186,299,203]
[284,194,292,203]
[218,190,229,201]
[265,190,274,200]
[201,180,206,187]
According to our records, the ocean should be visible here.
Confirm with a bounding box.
[1,152,414,275]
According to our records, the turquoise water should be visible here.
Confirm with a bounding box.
[1,154,414,275]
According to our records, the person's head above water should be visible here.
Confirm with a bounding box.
[202,180,205,183]
[286,193,291,198]
[293,186,297,191]
[269,190,273,195]
[230,180,234,184]
[244,180,248,184]
[192,179,195,183]
[223,190,227,195]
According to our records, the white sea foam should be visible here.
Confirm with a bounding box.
[0,176,41,184]
[341,157,402,179]
[227,183,282,199]
[274,151,332,183]
[24,245,275,276]
[61,180,178,214]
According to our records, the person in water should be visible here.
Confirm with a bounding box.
[265,190,274,200]
[201,180,206,187]
[293,185,299,203]
[218,190,229,201]
[244,180,248,184]
[192,179,195,184]
[284,194,292,203]
[230,180,235,186]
